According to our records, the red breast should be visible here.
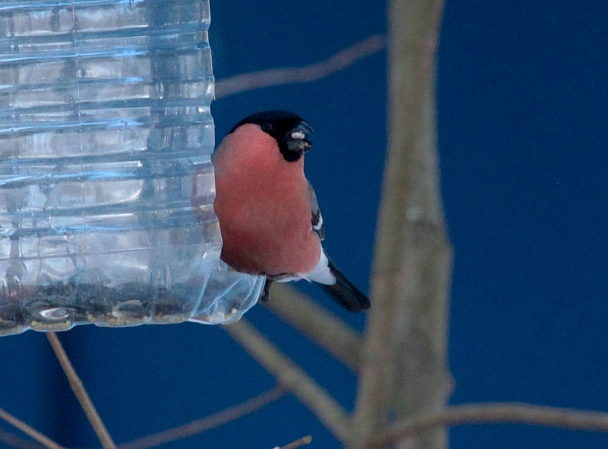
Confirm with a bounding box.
[212,124,321,276]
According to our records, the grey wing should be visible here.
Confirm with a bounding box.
[307,180,325,240]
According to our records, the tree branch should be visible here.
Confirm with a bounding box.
[0,427,44,449]
[222,319,351,442]
[375,403,608,448]
[351,1,449,449]
[0,429,45,449]
[277,435,313,449]
[118,386,286,449]
[265,284,362,373]
[0,407,65,449]
[45,333,116,449]
[215,35,385,99]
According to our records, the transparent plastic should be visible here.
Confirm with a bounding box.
[0,0,264,336]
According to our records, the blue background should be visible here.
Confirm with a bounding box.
[1,1,607,448]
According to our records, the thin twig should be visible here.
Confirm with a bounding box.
[265,284,362,373]
[45,333,116,449]
[277,435,313,449]
[222,319,351,442]
[119,386,287,449]
[375,403,608,448]
[0,427,44,449]
[215,35,385,98]
[0,408,65,449]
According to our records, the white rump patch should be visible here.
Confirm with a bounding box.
[273,250,336,285]
[303,251,336,285]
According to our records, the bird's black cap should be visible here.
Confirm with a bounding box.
[229,110,314,162]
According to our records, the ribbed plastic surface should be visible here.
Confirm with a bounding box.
[0,0,264,336]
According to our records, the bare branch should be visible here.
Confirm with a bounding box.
[265,284,362,373]
[0,427,44,449]
[119,386,286,449]
[215,35,385,98]
[45,333,116,449]
[0,407,65,449]
[351,1,449,449]
[375,403,608,448]
[277,435,313,449]
[222,319,351,442]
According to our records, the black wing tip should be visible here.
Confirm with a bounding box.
[321,256,371,313]
[346,289,371,312]
[320,283,370,312]
[357,294,372,311]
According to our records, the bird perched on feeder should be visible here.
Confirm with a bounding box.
[209,110,370,312]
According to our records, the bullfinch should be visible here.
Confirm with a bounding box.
[210,110,370,312]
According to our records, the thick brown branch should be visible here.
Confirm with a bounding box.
[215,35,385,98]
[222,319,351,442]
[0,407,65,449]
[351,1,449,449]
[119,386,286,449]
[265,284,362,373]
[46,333,116,449]
[375,403,608,448]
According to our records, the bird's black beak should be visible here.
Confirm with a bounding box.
[294,120,314,136]
[286,121,314,156]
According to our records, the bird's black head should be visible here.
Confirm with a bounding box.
[229,110,314,162]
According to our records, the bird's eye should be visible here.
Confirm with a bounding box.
[291,131,306,140]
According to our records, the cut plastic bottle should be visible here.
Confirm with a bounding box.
[0,0,265,336]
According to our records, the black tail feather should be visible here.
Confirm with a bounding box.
[319,256,370,312]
